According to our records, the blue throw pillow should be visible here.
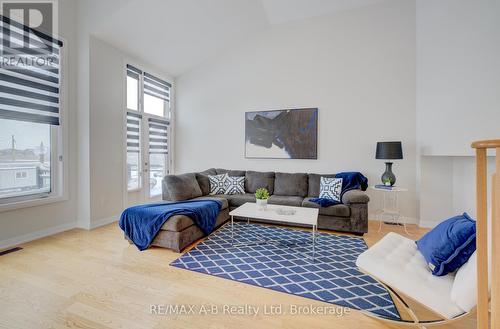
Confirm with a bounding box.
[416,213,476,276]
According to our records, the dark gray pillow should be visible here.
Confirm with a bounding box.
[274,172,308,197]
[307,173,336,197]
[215,168,246,176]
[162,173,202,201]
[195,168,217,195]
[201,168,217,175]
[195,173,211,196]
[245,171,275,194]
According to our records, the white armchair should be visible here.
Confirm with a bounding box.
[356,232,477,327]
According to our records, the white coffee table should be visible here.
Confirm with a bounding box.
[229,202,319,260]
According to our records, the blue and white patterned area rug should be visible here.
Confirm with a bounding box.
[170,223,400,319]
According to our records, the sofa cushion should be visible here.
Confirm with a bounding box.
[341,189,370,204]
[160,214,194,232]
[201,168,217,175]
[215,168,247,176]
[160,198,228,232]
[195,169,217,195]
[245,171,275,194]
[195,173,210,195]
[226,193,256,207]
[268,195,304,207]
[302,198,351,217]
[274,172,308,197]
[308,173,336,197]
[162,173,202,201]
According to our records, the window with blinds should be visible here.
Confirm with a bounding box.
[0,14,64,202]
[126,112,141,154]
[126,112,141,190]
[0,15,63,125]
[143,72,170,118]
[126,65,140,111]
[125,64,171,195]
[148,118,168,155]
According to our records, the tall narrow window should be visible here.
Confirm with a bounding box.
[125,65,171,198]
[0,15,63,202]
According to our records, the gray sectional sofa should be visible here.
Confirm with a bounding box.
[149,168,369,252]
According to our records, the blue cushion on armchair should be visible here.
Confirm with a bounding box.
[416,213,476,276]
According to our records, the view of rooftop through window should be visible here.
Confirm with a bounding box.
[0,119,51,199]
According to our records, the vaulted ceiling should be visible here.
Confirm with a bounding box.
[85,0,386,76]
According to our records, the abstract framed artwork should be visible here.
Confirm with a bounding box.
[245,108,318,159]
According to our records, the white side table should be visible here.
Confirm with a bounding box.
[369,186,410,235]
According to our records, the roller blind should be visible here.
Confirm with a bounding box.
[143,72,170,102]
[0,15,63,125]
[126,64,141,80]
[148,117,168,154]
[127,112,141,153]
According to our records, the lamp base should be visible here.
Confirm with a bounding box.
[381,162,396,186]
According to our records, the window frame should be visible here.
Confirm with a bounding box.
[0,38,68,212]
[123,61,174,201]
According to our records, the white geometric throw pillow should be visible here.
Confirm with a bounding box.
[225,176,245,195]
[208,173,229,195]
[319,177,343,202]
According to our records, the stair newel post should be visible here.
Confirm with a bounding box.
[472,139,500,329]
[493,149,500,329]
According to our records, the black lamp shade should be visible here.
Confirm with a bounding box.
[376,141,403,160]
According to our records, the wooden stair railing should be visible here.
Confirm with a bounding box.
[472,140,500,329]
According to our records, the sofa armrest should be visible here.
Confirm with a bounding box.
[342,189,370,205]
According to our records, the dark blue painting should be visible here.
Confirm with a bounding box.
[245,108,318,159]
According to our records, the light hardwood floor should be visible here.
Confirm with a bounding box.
[0,221,476,329]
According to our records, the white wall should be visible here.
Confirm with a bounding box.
[176,0,418,222]
[88,37,125,227]
[416,0,500,156]
[0,0,79,248]
[416,0,500,226]
[88,36,174,227]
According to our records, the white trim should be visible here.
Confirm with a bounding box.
[369,216,419,225]
[0,194,68,213]
[89,215,119,230]
[0,221,76,251]
[0,35,69,211]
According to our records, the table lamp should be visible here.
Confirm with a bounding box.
[376,141,403,186]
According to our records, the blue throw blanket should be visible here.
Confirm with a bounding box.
[119,199,222,251]
[335,171,368,195]
[310,172,368,207]
[309,198,340,207]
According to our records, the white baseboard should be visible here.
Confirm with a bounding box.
[369,216,420,225]
[89,215,119,230]
[0,221,77,251]
[0,215,119,250]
